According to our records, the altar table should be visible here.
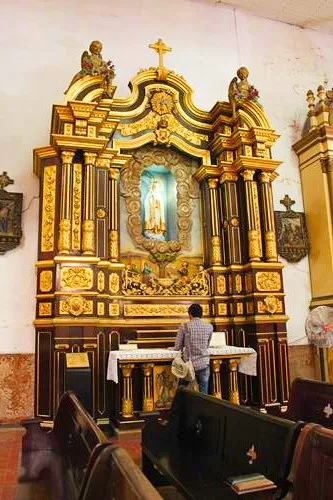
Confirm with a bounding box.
[107,346,256,419]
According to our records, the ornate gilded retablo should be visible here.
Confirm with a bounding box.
[0,172,23,255]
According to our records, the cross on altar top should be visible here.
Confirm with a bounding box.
[280,194,295,212]
[149,38,172,68]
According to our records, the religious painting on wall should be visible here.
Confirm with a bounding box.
[153,365,178,410]
[0,172,23,255]
[275,194,309,263]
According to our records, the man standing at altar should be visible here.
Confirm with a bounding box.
[174,303,213,394]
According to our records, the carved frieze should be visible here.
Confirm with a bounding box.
[124,303,209,317]
[60,267,93,289]
[256,272,281,291]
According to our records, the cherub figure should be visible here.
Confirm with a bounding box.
[65,40,115,96]
[228,67,261,117]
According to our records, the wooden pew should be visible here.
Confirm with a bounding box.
[284,377,333,428]
[79,443,163,500]
[18,391,163,500]
[142,388,303,499]
[285,423,333,499]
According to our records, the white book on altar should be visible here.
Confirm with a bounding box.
[209,331,226,348]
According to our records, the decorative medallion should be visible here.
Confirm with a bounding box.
[59,295,93,316]
[0,172,23,255]
[257,295,282,315]
[275,195,309,263]
[150,91,174,115]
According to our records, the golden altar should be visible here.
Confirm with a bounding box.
[107,346,256,426]
[33,39,290,424]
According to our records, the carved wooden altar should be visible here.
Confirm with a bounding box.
[33,40,290,424]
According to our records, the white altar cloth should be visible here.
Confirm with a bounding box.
[107,346,257,383]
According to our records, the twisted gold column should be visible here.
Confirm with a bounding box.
[58,151,75,254]
[82,152,96,255]
[228,359,240,405]
[208,178,222,265]
[211,359,222,399]
[121,363,135,418]
[241,170,262,262]
[108,168,119,262]
[142,363,154,412]
[260,172,277,261]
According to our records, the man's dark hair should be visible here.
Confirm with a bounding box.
[188,303,203,318]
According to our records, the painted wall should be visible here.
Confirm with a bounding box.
[1,0,332,356]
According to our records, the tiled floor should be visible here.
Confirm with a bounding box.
[0,428,24,500]
[0,427,142,500]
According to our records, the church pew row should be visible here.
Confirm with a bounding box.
[284,377,333,428]
[17,391,163,500]
[284,423,333,500]
[142,387,304,499]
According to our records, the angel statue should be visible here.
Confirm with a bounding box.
[228,66,261,117]
[65,40,115,96]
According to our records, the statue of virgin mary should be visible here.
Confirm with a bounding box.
[143,179,166,240]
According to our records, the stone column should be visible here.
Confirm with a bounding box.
[108,168,119,262]
[58,151,75,254]
[208,178,222,265]
[241,169,262,262]
[82,152,96,255]
[259,172,277,262]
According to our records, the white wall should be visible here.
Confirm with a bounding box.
[1,0,332,352]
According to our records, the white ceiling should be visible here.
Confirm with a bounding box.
[193,0,333,34]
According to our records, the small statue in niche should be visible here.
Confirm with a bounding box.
[228,67,261,117]
[65,40,115,96]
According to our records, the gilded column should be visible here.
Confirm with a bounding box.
[82,152,97,255]
[211,359,222,399]
[321,158,333,226]
[121,363,135,418]
[228,359,240,405]
[142,363,154,412]
[208,178,222,265]
[58,151,75,254]
[241,170,262,262]
[259,172,277,261]
[108,167,119,262]
[220,172,242,264]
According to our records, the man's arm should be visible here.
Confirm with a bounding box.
[174,323,185,351]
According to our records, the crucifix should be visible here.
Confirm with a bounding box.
[149,38,172,73]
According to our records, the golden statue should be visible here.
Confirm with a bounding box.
[65,40,115,96]
[228,66,260,117]
[143,179,166,239]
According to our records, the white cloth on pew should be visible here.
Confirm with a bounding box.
[107,346,256,383]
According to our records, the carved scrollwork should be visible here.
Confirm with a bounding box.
[60,267,93,289]
[121,146,198,264]
[59,295,93,316]
[256,272,281,291]
[122,267,210,296]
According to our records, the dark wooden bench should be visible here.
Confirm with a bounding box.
[142,388,303,499]
[284,423,333,499]
[284,377,333,428]
[17,391,163,500]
